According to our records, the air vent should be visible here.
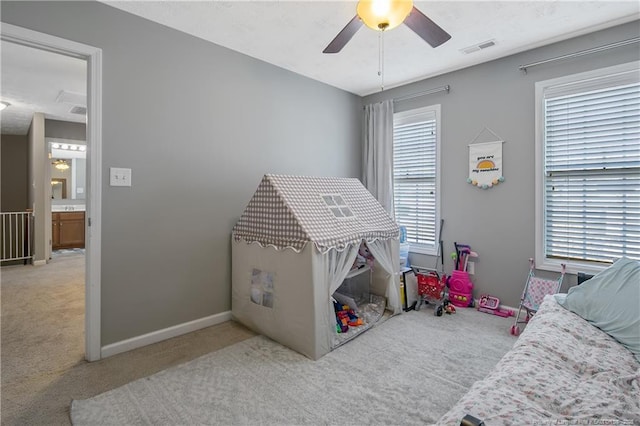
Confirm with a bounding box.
[460,39,496,55]
[69,106,87,115]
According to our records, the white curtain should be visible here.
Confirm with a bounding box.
[363,99,395,217]
[315,245,360,355]
[326,247,361,296]
[367,238,402,315]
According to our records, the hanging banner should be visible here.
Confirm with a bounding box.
[467,140,505,189]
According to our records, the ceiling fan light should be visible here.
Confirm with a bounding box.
[357,0,413,31]
[54,159,70,171]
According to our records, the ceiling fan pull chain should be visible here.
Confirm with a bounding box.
[378,30,385,91]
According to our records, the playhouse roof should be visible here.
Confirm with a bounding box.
[232,174,399,252]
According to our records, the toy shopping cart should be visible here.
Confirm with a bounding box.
[412,266,450,316]
[510,258,565,336]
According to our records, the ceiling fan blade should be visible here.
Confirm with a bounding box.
[404,6,451,48]
[323,15,363,54]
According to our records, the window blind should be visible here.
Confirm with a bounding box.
[543,81,640,263]
[393,108,438,250]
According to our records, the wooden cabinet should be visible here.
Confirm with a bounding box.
[52,212,85,250]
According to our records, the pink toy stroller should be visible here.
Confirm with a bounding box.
[510,258,565,336]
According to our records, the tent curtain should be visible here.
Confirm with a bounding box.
[316,245,360,352]
[367,238,402,314]
[326,245,360,298]
[363,99,395,218]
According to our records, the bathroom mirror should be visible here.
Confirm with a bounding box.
[49,139,86,200]
[51,178,67,199]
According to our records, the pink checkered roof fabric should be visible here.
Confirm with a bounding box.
[232,174,399,252]
[522,276,562,311]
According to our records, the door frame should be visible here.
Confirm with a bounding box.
[1,23,103,361]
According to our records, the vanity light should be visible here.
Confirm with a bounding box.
[51,141,87,151]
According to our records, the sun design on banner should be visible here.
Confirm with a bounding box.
[467,140,505,189]
[476,159,496,170]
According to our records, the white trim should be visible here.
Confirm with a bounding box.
[33,259,47,266]
[534,61,640,276]
[1,23,103,362]
[101,312,233,358]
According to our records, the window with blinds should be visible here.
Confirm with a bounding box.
[537,63,640,270]
[393,105,441,254]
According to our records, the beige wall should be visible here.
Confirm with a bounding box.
[27,112,49,263]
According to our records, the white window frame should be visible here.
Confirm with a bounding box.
[535,61,640,275]
[393,104,441,256]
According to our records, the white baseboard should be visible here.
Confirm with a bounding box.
[33,259,47,266]
[101,311,232,359]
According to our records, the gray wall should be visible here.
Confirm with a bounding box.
[45,119,86,141]
[363,21,640,307]
[1,1,362,345]
[1,134,29,211]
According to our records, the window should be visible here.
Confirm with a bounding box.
[393,105,441,255]
[321,194,354,218]
[535,62,640,274]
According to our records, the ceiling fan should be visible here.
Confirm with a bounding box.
[323,0,451,54]
[53,159,70,171]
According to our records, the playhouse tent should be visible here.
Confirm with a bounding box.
[232,174,401,360]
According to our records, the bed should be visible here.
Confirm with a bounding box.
[437,257,640,425]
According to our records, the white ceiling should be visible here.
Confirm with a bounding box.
[103,1,639,96]
[0,41,87,135]
[1,1,638,135]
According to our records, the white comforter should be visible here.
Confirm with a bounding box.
[437,295,640,425]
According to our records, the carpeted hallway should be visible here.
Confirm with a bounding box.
[0,252,255,425]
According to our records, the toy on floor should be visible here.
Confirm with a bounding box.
[334,301,364,333]
[448,242,478,308]
[444,301,456,314]
[510,258,565,336]
[413,267,453,316]
[477,294,513,318]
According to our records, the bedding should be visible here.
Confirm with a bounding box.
[436,295,640,425]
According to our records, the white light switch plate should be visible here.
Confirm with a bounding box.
[110,167,132,187]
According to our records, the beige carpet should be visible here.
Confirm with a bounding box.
[71,304,517,425]
[0,252,255,426]
[2,253,517,425]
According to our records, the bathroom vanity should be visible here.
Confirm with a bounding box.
[52,211,85,250]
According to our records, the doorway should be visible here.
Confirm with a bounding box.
[1,23,102,361]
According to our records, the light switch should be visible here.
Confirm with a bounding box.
[110,167,132,187]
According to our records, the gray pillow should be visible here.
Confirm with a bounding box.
[555,257,640,363]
